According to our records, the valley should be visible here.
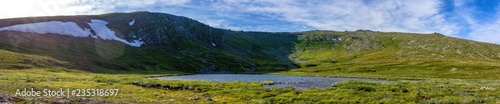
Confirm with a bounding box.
[0,11,499,103]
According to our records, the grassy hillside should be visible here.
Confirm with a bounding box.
[0,49,68,69]
[283,30,500,79]
[0,12,499,79]
[1,68,499,103]
[0,31,297,73]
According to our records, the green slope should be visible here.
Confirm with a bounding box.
[0,49,68,69]
[283,30,500,79]
[0,31,297,73]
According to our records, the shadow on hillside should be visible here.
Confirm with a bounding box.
[0,31,300,74]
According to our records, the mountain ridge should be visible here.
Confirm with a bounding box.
[0,11,499,79]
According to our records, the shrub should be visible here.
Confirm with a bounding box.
[335,80,379,92]
[305,64,318,67]
[262,81,276,85]
[352,85,377,92]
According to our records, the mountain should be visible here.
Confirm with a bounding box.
[0,11,499,77]
[0,11,297,73]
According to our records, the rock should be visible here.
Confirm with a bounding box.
[182,84,189,90]
[205,97,212,101]
[189,97,199,100]
[95,99,106,103]
[330,59,337,63]
[77,98,91,102]
[0,98,6,104]
[352,36,360,40]
[450,67,458,71]
[75,97,108,103]
[480,86,496,90]
[54,99,71,104]
[331,83,340,87]
[0,94,9,104]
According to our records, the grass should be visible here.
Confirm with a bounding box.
[1,68,499,103]
[274,58,500,80]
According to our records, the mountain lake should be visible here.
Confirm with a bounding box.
[158,74,377,89]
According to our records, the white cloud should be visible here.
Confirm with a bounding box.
[0,0,191,19]
[200,19,242,30]
[452,0,500,44]
[71,0,190,12]
[203,0,459,36]
[468,19,500,44]
[3,0,500,44]
[464,7,500,44]
[0,0,89,19]
[115,0,190,7]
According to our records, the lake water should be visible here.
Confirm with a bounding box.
[158,74,374,89]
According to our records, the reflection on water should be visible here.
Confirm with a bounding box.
[158,74,374,89]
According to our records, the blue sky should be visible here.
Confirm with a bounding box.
[0,0,499,44]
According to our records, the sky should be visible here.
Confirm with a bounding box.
[0,0,499,44]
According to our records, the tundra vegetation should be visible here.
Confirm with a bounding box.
[0,12,499,103]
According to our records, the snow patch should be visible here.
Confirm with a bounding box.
[129,19,135,26]
[0,20,143,47]
[0,21,92,37]
[87,20,115,40]
[90,35,98,38]
[211,42,216,46]
[88,19,142,47]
